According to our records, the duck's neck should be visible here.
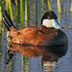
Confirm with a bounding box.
[41,25,57,34]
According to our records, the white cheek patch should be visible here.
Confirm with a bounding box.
[7,31,10,36]
[42,19,53,27]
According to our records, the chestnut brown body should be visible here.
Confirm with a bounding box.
[7,25,68,46]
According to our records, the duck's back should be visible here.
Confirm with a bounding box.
[11,26,41,45]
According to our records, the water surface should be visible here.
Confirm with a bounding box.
[0,0,72,72]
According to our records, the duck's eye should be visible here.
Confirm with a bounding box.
[48,17,51,20]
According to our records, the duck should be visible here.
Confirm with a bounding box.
[3,10,68,46]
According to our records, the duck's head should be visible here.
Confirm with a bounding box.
[41,11,63,29]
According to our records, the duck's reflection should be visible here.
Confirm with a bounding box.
[6,42,68,71]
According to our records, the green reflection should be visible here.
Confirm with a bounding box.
[21,55,29,72]
[64,6,66,18]
[71,11,72,18]
[0,32,2,52]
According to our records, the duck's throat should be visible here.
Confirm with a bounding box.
[41,25,56,34]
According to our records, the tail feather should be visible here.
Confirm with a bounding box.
[3,14,11,27]
[3,20,10,31]
[3,10,16,31]
[3,10,14,27]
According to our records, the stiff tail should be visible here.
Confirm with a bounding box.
[3,10,15,31]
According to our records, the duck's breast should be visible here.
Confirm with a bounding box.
[35,30,68,46]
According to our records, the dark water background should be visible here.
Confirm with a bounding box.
[0,0,72,72]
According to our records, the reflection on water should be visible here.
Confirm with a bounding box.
[3,42,68,72]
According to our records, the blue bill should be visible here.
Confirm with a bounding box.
[52,19,62,29]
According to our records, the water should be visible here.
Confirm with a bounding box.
[0,0,72,72]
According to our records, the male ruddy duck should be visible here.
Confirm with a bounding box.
[3,10,68,46]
